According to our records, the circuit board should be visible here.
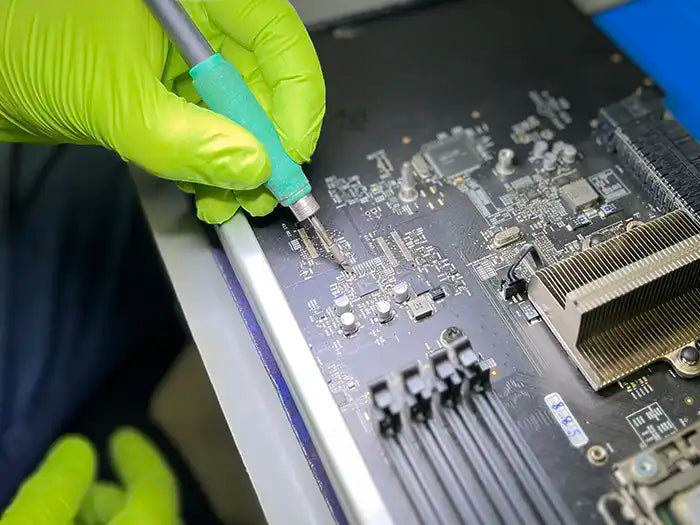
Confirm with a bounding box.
[248,2,700,523]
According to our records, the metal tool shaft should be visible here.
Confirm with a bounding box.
[144,0,213,66]
[308,215,352,272]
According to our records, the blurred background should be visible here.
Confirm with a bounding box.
[290,0,626,27]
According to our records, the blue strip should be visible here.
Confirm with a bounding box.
[210,245,347,525]
[595,0,700,138]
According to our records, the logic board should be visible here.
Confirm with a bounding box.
[247,1,700,523]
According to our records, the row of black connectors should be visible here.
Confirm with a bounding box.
[369,336,577,525]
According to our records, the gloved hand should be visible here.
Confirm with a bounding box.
[0,428,179,525]
[0,0,325,223]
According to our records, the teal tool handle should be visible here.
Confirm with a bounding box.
[190,53,311,207]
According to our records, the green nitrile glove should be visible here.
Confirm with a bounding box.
[0,428,180,525]
[0,436,96,525]
[0,0,325,223]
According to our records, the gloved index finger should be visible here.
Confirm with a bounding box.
[107,428,179,525]
[206,0,326,163]
[0,436,96,525]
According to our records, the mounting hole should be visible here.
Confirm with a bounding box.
[625,219,645,232]
[587,445,609,466]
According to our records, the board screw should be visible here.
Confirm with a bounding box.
[680,345,700,366]
[440,326,465,346]
[634,454,658,478]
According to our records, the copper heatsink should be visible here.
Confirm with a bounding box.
[528,210,700,390]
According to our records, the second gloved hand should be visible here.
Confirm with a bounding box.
[0,0,326,223]
[0,428,179,525]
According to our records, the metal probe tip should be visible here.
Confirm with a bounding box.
[307,215,353,272]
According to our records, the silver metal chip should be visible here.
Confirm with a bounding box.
[493,226,522,248]
[560,178,599,211]
[406,294,434,320]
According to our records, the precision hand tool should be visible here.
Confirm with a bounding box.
[143,0,352,272]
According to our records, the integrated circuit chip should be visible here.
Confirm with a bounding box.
[430,286,446,301]
[571,214,592,230]
[407,275,430,296]
[406,294,434,320]
[422,131,482,178]
[355,276,380,297]
[600,203,620,217]
[560,178,599,211]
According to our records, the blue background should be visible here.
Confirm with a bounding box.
[595,0,700,138]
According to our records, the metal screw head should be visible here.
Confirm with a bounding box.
[634,454,658,478]
[440,326,464,346]
[680,345,700,366]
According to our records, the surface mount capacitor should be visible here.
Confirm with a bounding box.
[333,294,352,315]
[375,300,394,323]
[542,151,558,172]
[562,144,578,164]
[393,281,410,303]
[340,312,359,335]
[532,140,549,159]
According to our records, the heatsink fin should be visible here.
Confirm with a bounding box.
[529,210,700,390]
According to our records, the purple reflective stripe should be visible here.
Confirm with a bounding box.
[211,246,347,525]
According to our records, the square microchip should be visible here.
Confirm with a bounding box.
[600,203,620,217]
[407,294,434,320]
[571,214,592,230]
[354,276,380,297]
[407,275,430,296]
[422,132,482,178]
[560,178,599,212]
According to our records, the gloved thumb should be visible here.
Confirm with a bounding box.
[111,77,271,192]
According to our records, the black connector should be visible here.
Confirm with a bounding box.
[401,365,433,421]
[500,243,543,300]
[430,349,463,407]
[500,276,527,301]
[369,379,402,436]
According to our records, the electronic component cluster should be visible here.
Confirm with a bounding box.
[253,88,700,525]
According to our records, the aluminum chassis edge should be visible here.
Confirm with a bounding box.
[131,168,336,525]
[219,213,392,525]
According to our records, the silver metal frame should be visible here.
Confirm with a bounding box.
[132,169,335,525]
[220,214,393,525]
